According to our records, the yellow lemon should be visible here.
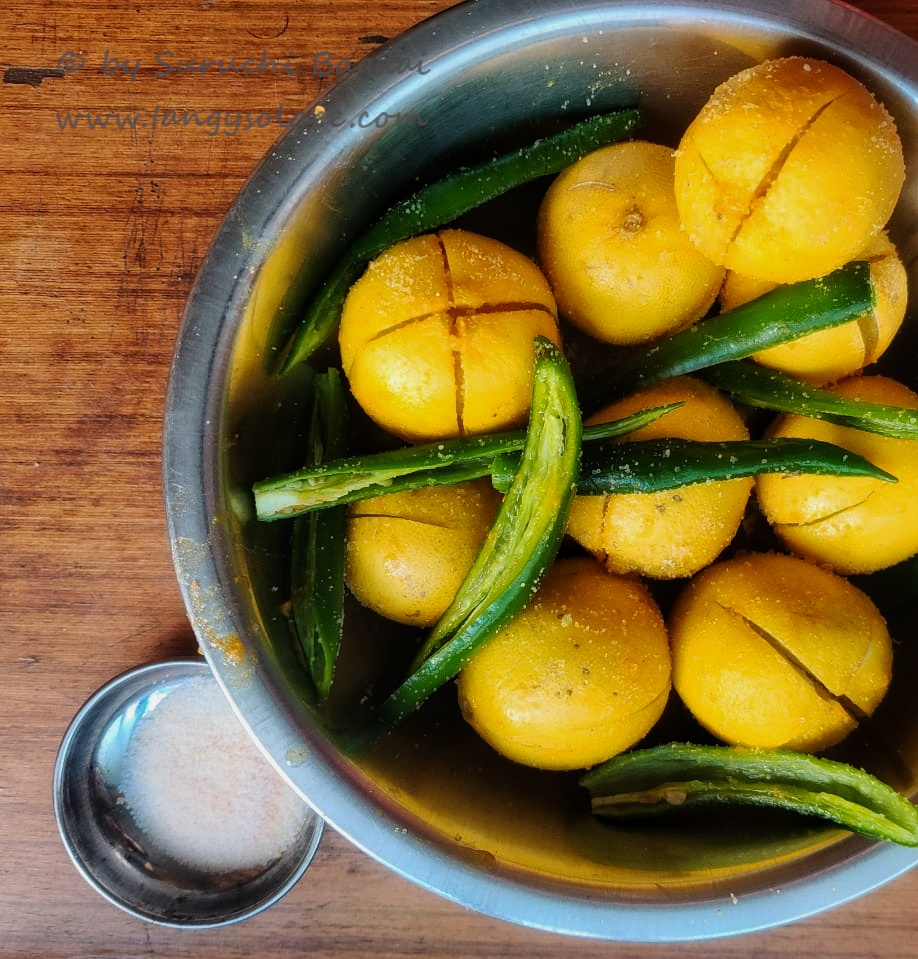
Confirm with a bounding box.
[344,480,502,627]
[538,140,725,344]
[670,552,892,752]
[457,557,671,770]
[566,376,753,579]
[756,375,918,574]
[675,57,904,283]
[339,230,560,442]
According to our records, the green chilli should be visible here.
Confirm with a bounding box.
[706,360,918,439]
[581,261,875,412]
[278,108,643,372]
[581,742,918,846]
[288,369,348,700]
[376,337,582,727]
[490,436,895,495]
[257,453,498,520]
[252,404,678,520]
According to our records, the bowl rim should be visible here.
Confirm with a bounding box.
[53,658,325,928]
[163,0,918,941]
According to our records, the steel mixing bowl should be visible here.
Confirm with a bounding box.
[163,0,918,941]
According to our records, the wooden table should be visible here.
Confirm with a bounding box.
[4,1,918,956]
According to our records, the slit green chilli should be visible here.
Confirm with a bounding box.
[580,260,875,412]
[376,336,582,727]
[289,369,348,700]
[581,742,918,846]
[253,405,678,519]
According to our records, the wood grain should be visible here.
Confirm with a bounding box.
[3,1,918,956]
